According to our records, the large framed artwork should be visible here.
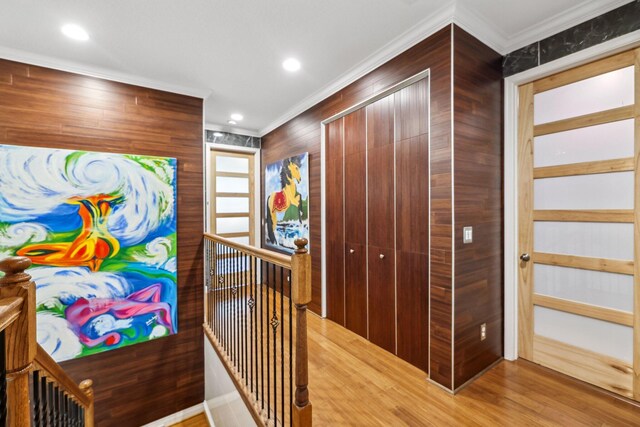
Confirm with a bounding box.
[0,144,178,362]
[264,152,309,252]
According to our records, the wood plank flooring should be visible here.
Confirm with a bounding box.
[169,413,209,427]
[305,312,640,426]
[207,287,640,426]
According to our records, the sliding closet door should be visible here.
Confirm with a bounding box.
[395,79,429,371]
[367,94,396,353]
[518,49,640,400]
[344,108,368,338]
[326,118,345,325]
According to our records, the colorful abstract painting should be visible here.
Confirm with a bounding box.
[264,152,309,252]
[0,145,178,362]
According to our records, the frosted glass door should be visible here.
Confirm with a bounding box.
[210,150,254,246]
[518,49,639,401]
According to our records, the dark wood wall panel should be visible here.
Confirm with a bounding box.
[367,246,396,353]
[343,108,367,337]
[452,27,503,388]
[0,59,204,426]
[262,26,455,388]
[395,77,429,372]
[325,119,345,324]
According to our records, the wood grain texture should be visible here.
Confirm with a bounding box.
[532,252,634,275]
[533,209,634,223]
[0,58,204,426]
[367,246,396,354]
[532,294,634,326]
[533,50,635,94]
[304,309,640,426]
[533,157,634,178]
[517,83,535,362]
[344,242,367,338]
[634,47,640,401]
[533,105,634,136]
[452,27,503,388]
[325,119,345,325]
[533,335,634,398]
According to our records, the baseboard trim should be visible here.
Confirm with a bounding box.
[141,402,209,427]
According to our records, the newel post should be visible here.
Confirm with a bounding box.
[0,256,36,426]
[79,379,95,427]
[291,238,312,426]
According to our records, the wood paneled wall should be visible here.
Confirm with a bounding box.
[452,28,503,389]
[0,59,204,425]
[261,24,502,391]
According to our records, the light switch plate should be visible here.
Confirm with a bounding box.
[463,226,473,244]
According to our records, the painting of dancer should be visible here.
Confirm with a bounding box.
[0,144,178,362]
[264,153,309,252]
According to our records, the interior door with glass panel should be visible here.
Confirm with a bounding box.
[211,150,255,245]
[518,49,639,401]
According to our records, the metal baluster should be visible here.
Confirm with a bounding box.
[289,270,293,426]
[0,330,6,427]
[253,256,258,399]
[32,370,41,426]
[40,376,47,427]
[234,248,238,369]
[265,263,271,418]
[47,382,54,426]
[272,263,277,425]
[244,252,248,386]
[225,245,230,352]
[214,243,219,340]
[258,260,264,410]
[79,406,84,427]
[63,394,69,427]
[280,266,285,426]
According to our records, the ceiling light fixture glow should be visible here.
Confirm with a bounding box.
[230,113,244,121]
[61,24,90,41]
[213,132,224,137]
[282,58,301,72]
[227,120,237,125]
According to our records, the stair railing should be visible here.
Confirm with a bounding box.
[0,256,94,426]
[203,233,312,427]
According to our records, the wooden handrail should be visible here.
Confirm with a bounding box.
[0,297,24,333]
[0,256,94,426]
[34,345,93,408]
[204,232,292,269]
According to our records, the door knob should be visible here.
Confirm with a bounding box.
[520,253,530,262]
[349,249,355,254]
[379,254,385,259]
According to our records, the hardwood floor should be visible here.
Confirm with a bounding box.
[306,311,640,426]
[169,413,209,427]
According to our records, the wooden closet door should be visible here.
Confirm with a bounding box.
[344,108,368,338]
[395,79,429,371]
[325,118,345,325]
[367,94,396,353]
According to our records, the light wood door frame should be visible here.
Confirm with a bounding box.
[209,149,256,246]
[517,49,640,400]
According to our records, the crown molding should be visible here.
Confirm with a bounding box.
[0,45,212,99]
[259,1,456,136]
[503,0,631,53]
[453,2,509,54]
[205,122,261,138]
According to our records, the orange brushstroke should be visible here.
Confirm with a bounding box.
[18,194,121,272]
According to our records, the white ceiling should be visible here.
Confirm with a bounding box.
[0,0,630,135]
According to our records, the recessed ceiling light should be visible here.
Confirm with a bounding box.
[282,58,301,72]
[213,132,224,137]
[230,113,243,121]
[61,24,90,41]
[227,120,237,125]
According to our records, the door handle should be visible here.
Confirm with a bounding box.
[349,249,355,254]
[379,254,385,259]
[520,253,530,262]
